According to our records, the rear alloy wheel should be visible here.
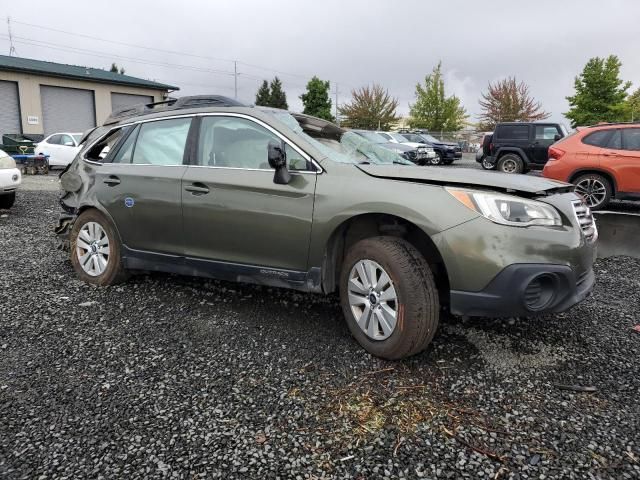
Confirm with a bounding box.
[70,209,128,285]
[429,154,443,166]
[340,236,439,360]
[497,154,524,174]
[574,174,612,210]
[0,192,16,209]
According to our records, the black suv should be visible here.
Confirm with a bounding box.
[400,131,462,165]
[482,122,568,174]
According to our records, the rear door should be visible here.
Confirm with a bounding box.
[614,128,640,192]
[58,134,80,166]
[532,124,562,165]
[181,114,317,271]
[93,117,191,255]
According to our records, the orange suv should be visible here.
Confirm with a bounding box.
[543,123,640,209]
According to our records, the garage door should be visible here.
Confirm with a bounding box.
[0,80,21,138]
[41,85,96,135]
[111,92,154,112]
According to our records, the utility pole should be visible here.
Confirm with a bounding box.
[234,61,238,99]
[7,17,17,56]
[334,83,339,126]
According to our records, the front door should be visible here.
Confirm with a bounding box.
[94,117,191,255]
[181,114,317,271]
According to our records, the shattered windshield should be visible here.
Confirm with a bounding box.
[269,111,413,165]
[354,130,387,144]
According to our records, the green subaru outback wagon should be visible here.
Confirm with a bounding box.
[57,96,597,359]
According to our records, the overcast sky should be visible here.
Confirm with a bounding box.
[2,0,639,126]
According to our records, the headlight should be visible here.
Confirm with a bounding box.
[447,188,562,227]
[0,155,17,169]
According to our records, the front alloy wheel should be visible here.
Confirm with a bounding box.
[348,259,398,340]
[339,236,440,360]
[429,154,443,166]
[481,158,496,170]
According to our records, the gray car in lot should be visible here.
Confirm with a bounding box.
[56,96,598,359]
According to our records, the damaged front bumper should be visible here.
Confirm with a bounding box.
[55,213,76,251]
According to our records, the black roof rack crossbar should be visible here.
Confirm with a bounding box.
[103,95,247,125]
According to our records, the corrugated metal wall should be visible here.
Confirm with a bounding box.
[0,80,21,138]
[41,85,96,135]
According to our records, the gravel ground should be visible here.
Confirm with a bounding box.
[1,187,639,479]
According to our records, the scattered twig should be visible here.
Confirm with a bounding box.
[339,455,354,462]
[554,383,598,393]
[625,451,638,464]
[442,427,504,463]
[393,435,404,456]
[363,367,395,376]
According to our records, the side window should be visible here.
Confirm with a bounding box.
[496,125,529,140]
[285,144,310,171]
[535,126,560,140]
[60,134,74,146]
[582,130,612,147]
[86,128,126,161]
[607,130,622,149]
[132,118,191,165]
[197,116,281,169]
[379,133,391,141]
[110,126,140,164]
[623,128,640,151]
[47,134,62,145]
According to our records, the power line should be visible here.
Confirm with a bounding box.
[9,18,356,88]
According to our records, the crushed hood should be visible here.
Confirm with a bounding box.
[356,165,572,195]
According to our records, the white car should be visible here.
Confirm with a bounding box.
[0,149,22,209]
[35,132,83,168]
[377,131,436,159]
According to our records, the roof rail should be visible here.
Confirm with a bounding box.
[103,95,247,125]
[585,120,640,128]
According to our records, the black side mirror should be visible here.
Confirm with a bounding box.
[554,134,561,142]
[268,140,291,185]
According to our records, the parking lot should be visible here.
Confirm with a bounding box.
[0,174,638,479]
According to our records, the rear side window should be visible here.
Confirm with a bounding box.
[582,130,612,147]
[132,118,191,165]
[496,125,529,140]
[534,126,560,140]
[607,130,622,149]
[623,128,640,150]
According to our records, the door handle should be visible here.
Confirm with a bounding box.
[603,151,617,156]
[185,183,210,195]
[103,175,120,186]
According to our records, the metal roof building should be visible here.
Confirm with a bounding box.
[0,55,178,138]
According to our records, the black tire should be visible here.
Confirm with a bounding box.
[497,153,524,174]
[429,154,443,166]
[70,209,128,286]
[442,158,453,165]
[339,236,440,360]
[0,192,15,209]
[573,173,612,210]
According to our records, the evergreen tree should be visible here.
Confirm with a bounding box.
[269,77,288,109]
[300,76,334,121]
[409,62,468,131]
[255,80,271,106]
[565,55,631,127]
